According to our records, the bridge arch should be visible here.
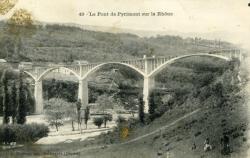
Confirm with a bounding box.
[23,71,37,81]
[80,62,146,80]
[148,53,230,77]
[37,67,81,81]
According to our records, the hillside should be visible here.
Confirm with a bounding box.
[0,56,247,158]
[0,21,246,158]
[73,57,248,158]
[0,21,237,63]
[80,101,247,158]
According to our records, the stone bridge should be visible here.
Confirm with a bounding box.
[21,50,243,114]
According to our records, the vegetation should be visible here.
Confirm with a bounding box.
[103,114,113,128]
[83,106,90,129]
[0,21,237,62]
[93,117,104,129]
[0,25,245,158]
[96,94,115,113]
[0,11,245,158]
[10,82,17,124]
[16,72,27,124]
[4,9,36,61]
[64,102,76,131]
[0,123,49,144]
[2,71,10,124]
[0,69,31,124]
[43,79,78,102]
[44,98,67,131]
[76,99,82,130]
[138,95,144,124]
[44,98,90,132]
[149,92,157,121]
[80,57,245,158]
[116,116,127,127]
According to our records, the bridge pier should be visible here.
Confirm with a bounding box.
[34,80,43,114]
[143,76,155,113]
[78,78,89,108]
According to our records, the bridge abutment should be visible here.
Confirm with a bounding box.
[34,80,43,114]
[78,78,89,108]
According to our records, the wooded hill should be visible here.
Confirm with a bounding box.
[0,21,237,63]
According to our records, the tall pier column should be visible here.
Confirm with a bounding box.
[34,80,43,114]
[78,78,89,108]
[143,76,155,113]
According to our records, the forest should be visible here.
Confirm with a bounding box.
[0,21,237,63]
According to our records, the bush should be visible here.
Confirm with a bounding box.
[0,123,49,144]
[116,116,126,126]
[128,117,139,129]
[143,114,152,125]
[93,117,104,128]
[103,114,113,128]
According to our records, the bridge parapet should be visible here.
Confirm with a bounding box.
[79,63,102,77]
[209,49,243,61]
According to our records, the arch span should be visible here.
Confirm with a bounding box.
[37,67,81,81]
[148,53,230,77]
[81,62,146,80]
[24,71,37,81]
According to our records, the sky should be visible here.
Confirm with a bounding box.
[1,0,250,50]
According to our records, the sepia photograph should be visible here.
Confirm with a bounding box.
[0,0,250,157]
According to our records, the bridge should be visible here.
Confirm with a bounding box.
[21,50,243,114]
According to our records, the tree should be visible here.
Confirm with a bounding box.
[149,92,155,114]
[96,94,114,114]
[0,69,7,116]
[138,95,144,124]
[83,106,90,129]
[76,99,82,130]
[6,9,36,60]
[17,73,27,124]
[149,92,157,120]
[0,0,17,15]
[68,54,74,63]
[2,76,10,124]
[103,114,112,128]
[121,96,139,117]
[93,117,103,129]
[65,103,76,131]
[44,98,67,131]
[116,115,126,126]
[10,82,17,124]
[25,86,35,114]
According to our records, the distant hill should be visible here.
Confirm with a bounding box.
[0,21,237,63]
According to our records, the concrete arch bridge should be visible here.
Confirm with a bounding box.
[21,50,243,114]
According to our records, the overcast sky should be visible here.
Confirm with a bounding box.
[1,0,250,50]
